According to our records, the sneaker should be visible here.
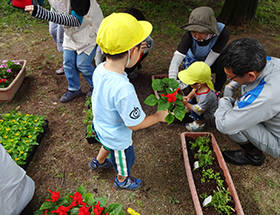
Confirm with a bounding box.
[88,157,112,170]
[56,66,64,75]
[86,87,93,97]
[185,121,205,132]
[113,176,142,191]
[60,89,82,103]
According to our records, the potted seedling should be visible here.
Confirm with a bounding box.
[0,60,27,103]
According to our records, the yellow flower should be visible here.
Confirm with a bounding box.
[35,127,38,130]
[6,128,10,131]
[0,141,2,143]
[8,150,11,153]
[34,120,37,122]
[23,121,27,123]
[0,119,3,122]
[0,128,1,130]
[20,151,24,154]
[12,119,15,122]
[19,128,22,130]
[9,139,13,142]
[37,118,39,120]
[26,114,30,116]
[15,158,19,161]
[6,114,9,116]
[15,133,19,136]
[4,136,7,139]
[25,140,29,143]
[28,135,32,138]
[18,113,21,115]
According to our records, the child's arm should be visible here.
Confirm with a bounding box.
[182,90,195,107]
[128,110,168,131]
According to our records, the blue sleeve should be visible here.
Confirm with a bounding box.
[71,10,83,24]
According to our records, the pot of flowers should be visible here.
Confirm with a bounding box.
[34,184,126,215]
[181,132,244,215]
[0,112,48,170]
[144,76,186,124]
[0,60,27,103]
[83,97,99,144]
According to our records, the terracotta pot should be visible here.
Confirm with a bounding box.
[151,74,185,99]
[181,132,244,215]
[0,60,27,103]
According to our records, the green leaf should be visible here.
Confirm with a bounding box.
[104,203,123,214]
[69,207,79,215]
[157,99,169,111]
[39,201,55,210]
[144,94,158,106]
[173,106,186,121]
[95,196,107,207]
[174,98,184,107]
[152,78,164,91]
[77,184,86,196]
[163,77,179,89]
[84,193,96,205]
[165,113,175,124]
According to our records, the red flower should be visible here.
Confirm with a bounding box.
[0,78,7,83]
[92,201,103,215]
[70,191,84,205]
[161,88,180,103]
[43,209,47,215]
[78,204,91,215]
[46,189,60,202]
[51,205,69,215]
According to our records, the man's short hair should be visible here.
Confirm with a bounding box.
[219,38,267,76]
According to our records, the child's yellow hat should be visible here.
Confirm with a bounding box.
[178,61,215,91]
[96,13,153,55]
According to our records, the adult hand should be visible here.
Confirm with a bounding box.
[25,5,34,15]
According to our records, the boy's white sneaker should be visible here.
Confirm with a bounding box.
[185,121,205,132]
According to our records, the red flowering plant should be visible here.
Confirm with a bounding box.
[144,77,186,124]
[0,60,22,88]
[34,185,125,215]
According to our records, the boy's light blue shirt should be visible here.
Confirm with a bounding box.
[91,62,146,150]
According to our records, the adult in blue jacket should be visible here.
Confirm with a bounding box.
[215,38,280,166]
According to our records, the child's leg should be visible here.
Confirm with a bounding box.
[96,146,110,164]
[88,146,112,170]
[110,145,142,190]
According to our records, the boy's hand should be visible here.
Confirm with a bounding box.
[25,5,34,15]
[182,96,190,106]
[157,109,169,122]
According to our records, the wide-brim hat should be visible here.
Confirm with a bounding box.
[180,6,219,35]
[178,61,215,91]
[97,13,153,55]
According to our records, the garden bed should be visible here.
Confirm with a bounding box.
[181,132,244,215]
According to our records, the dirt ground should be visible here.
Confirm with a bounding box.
[1,21,280,214]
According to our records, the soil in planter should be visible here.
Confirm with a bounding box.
[186,136,237,215]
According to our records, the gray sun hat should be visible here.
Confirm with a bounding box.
[181,6,219,35]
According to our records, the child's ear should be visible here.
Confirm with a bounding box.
[130,46,139,58]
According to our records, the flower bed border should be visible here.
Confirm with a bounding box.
[181,132,244,215]
[21,119,49,170]
[0,60,27,103]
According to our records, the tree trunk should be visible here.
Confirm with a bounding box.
[218,0,258,25]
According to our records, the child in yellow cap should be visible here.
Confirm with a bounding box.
[87,13,168,191]
[178,61,218,131]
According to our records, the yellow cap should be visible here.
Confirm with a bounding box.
[97,13,153,55]
[178,61,215,91]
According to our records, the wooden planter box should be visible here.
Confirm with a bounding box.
[0,60,27,103]
[181,132,244,215]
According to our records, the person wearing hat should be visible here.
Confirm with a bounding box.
[87,13,168,191]
[169,6,230,98]
[179,61,218,131]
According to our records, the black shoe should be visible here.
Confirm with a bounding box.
[222,149,265,166]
